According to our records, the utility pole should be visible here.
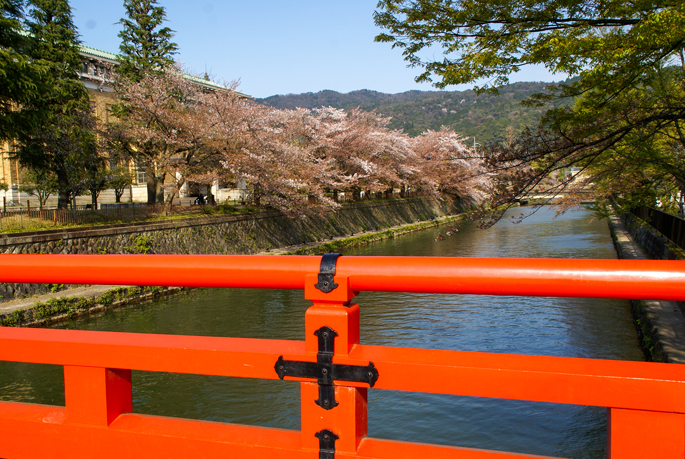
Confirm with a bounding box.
[473,137,480,155]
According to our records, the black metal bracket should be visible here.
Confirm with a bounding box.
[315,429,339,459]
[314,253,341,293]
[275,325,379,410]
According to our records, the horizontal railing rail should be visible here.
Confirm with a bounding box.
[0,254,684,459]
[1,327,684,412]
[0,254,683,299]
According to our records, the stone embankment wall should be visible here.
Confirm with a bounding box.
[609,209,685,363]
[0,198,458,302]
[621,212,685,261]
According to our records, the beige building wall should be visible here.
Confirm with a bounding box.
[0,46,242,208]
[0,87,146,207]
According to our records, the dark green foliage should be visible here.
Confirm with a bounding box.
[0,0,23,49]
[24,0,87,110]
[124,235,153,254]
[373,0,685,218]
[20,166,58,208]
[117,0,177,81]
[374,0,684,93]
[83,154,109,209]
[13,0,98,209]
[18,105,99,209]
[109,164,133,203]
[115,0,178,205]
[258,82,554,143]
[0,0,45,142]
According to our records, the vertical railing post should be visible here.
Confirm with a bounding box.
[302,270,367,455]
[63,366,132,426]
[608,408,685,458]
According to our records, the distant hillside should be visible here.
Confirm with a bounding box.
[258,82,557,144]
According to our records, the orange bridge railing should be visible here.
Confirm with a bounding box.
[0,254,684,458]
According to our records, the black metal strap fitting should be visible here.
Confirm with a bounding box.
[314,253,341,293]
[275,325,379,410]
[315,429,339,459]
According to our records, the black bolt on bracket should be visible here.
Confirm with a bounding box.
[315,429,339,459]
[274,325,379,410]
[314,326,338,409]
[314,253,341,293]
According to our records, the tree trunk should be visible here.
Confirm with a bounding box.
[165,191,176,215]
[56,170,69,210]
[167,177,185,214]
[90,191,98,210]
[252,186,261,206]
[146,167,156,205]
[206,186,215,205]
[155,175,165,205]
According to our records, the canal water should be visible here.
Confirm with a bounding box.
[0,207,643,458]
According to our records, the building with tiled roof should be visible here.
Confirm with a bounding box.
[1,44,246,207]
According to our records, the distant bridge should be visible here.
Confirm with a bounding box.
[519,190,594,204]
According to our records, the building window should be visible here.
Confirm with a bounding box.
[136,163,146,184]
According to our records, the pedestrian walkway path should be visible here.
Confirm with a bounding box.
[0,285,124,316]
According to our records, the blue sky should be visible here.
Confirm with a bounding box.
[69,1,561,99]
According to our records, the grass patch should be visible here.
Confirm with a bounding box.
[0,286,169,327]
[287,216,461,255]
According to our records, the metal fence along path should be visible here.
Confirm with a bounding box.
[0,191,425,233]
[631,205,685,250]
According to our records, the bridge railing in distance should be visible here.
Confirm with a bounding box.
[0,254,684,459]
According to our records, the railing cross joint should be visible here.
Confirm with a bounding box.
[275,325,378,409]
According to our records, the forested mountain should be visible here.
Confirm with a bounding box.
[258,82,560,144]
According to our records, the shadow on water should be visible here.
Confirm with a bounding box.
[0,207,643,458]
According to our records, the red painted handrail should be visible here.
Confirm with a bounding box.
[0,254,684,299]
[0,254,684,459]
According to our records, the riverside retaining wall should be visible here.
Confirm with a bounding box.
[621,212,685,261]
[608,209,685,363]
[0,197,458,302]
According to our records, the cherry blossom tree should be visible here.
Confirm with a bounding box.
[201,97,339,215]
[303,107,421,199]
[412,127,491,203]
[107,66,225,211]
[107,65,491,216]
